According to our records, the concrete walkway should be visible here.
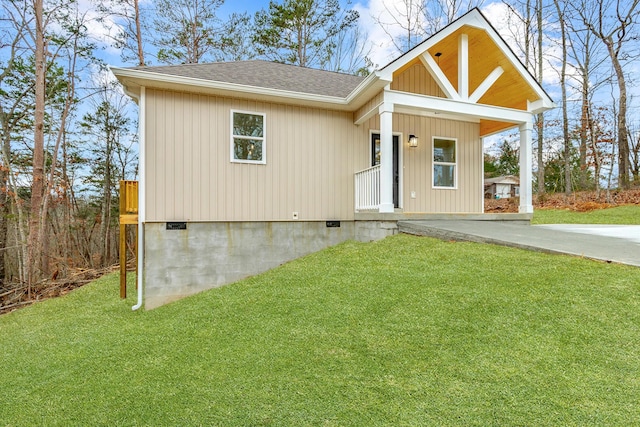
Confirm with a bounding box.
[398,220,640,267]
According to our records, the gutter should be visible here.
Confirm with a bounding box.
[121,81,145,311]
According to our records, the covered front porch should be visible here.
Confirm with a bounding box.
[351,9,552,217]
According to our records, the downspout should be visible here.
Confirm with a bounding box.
[132,86,146,310]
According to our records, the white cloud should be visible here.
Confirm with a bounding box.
[354,0,428,68]
[76,0,124,57]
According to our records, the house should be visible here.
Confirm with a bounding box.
[485,175,520,199]
[111,8,553,309]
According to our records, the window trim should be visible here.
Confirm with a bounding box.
[432,136,457,189]
[230,109,266,164]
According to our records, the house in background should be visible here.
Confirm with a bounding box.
[485,175,520,199]
[112,8,553,309]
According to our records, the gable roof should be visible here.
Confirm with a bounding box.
[130,61,366,98]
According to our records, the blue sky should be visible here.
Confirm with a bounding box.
[218,0,266,17]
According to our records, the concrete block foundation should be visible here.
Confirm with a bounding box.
[144,220,398,309]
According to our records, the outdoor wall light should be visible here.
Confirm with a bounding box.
[408,134,418,148]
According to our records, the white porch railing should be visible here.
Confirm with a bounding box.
[354,165,380,211]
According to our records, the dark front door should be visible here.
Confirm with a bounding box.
[371,133,400,208]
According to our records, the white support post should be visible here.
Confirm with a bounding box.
[458,34,469,100]
[519,120,534,214]
[379,103,394,213]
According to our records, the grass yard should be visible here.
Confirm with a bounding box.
[1,234,639,426]
[533,204,640,224]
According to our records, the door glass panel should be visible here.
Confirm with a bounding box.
[372,137,381,166]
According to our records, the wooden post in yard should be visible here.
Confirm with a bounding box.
[119,180,139,299]
[119,223,126,298]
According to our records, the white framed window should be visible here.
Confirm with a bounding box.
[230,110,266,164]
[433,137,457,188]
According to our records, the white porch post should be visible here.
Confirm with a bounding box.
[519,120,534,213]
[379,103,394,213]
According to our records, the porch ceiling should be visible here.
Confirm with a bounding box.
[425,26,540,111]
[390,23,545,137]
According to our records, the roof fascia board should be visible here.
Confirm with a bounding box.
[346,71,389,103]
[528,99,553,114]
[385,89,532,124]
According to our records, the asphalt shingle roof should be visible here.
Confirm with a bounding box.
[133,60,366,98]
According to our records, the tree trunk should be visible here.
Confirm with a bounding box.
[0,163,7,285]
[27,0,47,292]
[605,39,630,189]
[554,0,571,196]
[536,0,545,194]
[579,73,589,190]
[134,0,145,66]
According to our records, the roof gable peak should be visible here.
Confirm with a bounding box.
[376,8,553,112]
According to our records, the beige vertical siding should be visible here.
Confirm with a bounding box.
[391,63,446,97]
[145,87,482,220]
[145,89,360,221]
[357,113,482,213]
[354,91,384,123]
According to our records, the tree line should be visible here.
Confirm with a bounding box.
[0,0,638,298]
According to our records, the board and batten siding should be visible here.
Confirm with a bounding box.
[391,63,446,97]
[359,113,482,213]
[145,89,360,222]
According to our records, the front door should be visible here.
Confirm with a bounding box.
[371,133,400,208]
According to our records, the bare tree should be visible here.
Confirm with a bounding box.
[324,12,372,74]
[502,0,549,194]
[422,0,486,35]
[372,0,427,53]
[97,0,147,66]
[80,85,134,267]
[577,0,640,189]
[152,0,224,64]
[0,2,29,284]
[566,7,608,191]
[552,0,571,195]
[629,126,640,181]
[28,0,47,291]
[372,0,484,56]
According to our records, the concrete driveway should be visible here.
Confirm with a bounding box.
[398,220,640,267]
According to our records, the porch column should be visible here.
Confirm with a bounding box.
[519,120,534,213]
[379,103,394,213]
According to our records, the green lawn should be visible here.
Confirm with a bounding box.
[533,204,640,224]
[1,234,639,426]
